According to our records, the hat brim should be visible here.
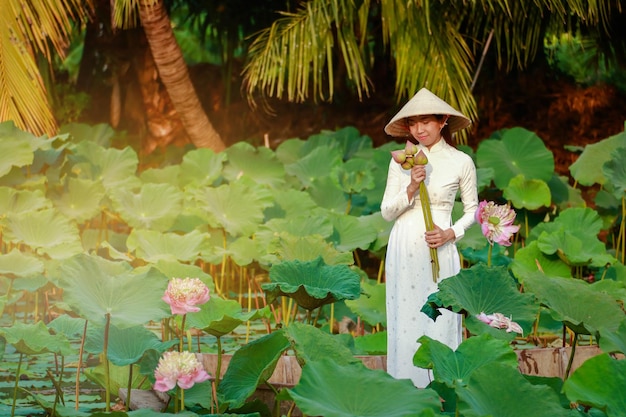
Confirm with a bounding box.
[384,88,471,137]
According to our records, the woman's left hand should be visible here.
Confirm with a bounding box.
[425,225,455,248]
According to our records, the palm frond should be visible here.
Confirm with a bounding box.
[0,0,89,136]
[243,0,371,105]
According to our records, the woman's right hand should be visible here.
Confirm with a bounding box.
[406,165,426,198]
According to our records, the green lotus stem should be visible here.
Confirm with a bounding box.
[419,181,439,281]
[104,313,111,412]
[11,353,23,417]
[564,333,579,380]
[487,244,493,267]
[76,319,88,410]
[216,336,223,388]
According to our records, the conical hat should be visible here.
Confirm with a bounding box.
[384,88,471,137]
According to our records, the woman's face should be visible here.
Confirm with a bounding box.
[406,115,447,149]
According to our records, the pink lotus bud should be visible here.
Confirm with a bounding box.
[391,150,407,164]
[414,150,428,165]
[153,351,211,392]
[404,140,418,156]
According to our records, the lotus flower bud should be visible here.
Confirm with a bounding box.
[401,160,413,170]
[391,150,407,164]
[414,150,428,166]
[404,140,418,156]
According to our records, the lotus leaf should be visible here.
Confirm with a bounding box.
[602,146,626,198]
[456,362,571,417]
[218,330,291,409]
[569,131,626,186]
[126,229,211,263]
[307,175,349,213]
[179,147,226,187]
[68,141,139,190]
[110,182,183,232]
[60,122,115,147]
[222,141,286,188]
[50,177,106,222]
[263,257,361,310]
[256,232,354,266]
[511,241,572,279]
[345,279,386,326]
[0,248,44,277]
[285,144,343,187]
[413,334,518,387]
[599,316,626,355]
[186,296,268,338]
[421,264,537,339]
[140,164,181,186]
[54,254,170,328]
[300,126,373,161]
[284,322,361,366]
[476,127,554,189]
[0,129,34,178]
[262,209,334,238]
[330,158,376,195]
[5,208,83,259]
[0,321,73,356]
[563,353,626,417]
[287,358,444,417]
[264,188,318,219]
[0,187,51,214]
[503,174,551,210]
[521,271,625,335]
[191,177,274,237]
[274,138,306,165]
[328,212,379,252]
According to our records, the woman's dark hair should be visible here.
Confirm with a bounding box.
[434,114,453,143]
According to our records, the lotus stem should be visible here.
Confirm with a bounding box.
[564,333,579,380]
[104,313,111,412]
[75,319,88,410]
[419,182,439,281]
[216,336,223,388]
[11,353,23,417]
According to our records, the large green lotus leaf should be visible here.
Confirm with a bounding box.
[287,358,443,417]
[54,254,170,327]
[218,329,291,409]
[0,133,34,177]
[475,127,555,189]
[521,271,625,335]
[263,257,361,310]
[306,175,349,214]
[602,146,626,198]
[84,324,176,366]
[328,212,378,252]
[139,165,181,186]
[330,158,376,195]
[0,248,44,277]
[353,146,397,212]
[476,167,495,194]
[563,353,626,417]
[110,182,183,232]
[60,122,115,147]
[263,209,334,238]
[536,207,615,267]
[0,321,73,355]
[421,264,537,338]
[222,142,286,188]
[256,231,354,266]
[285,322,361,366]
[359,212,392,253]
[570,131,626,186]
[68,141,140,190]
[274,138,306,165]
[179,147,226,187]
[354,331,387,355]
[599,316,626,355]
[456,362,571,417]
[413,334,518,387]
[264,188,318,219]
[302,127,373,160]
[126,229,211,263]
[503,175,552,210]
[549,174,586,211]
[5,208,83,259]
[0,187,51,214]
[47,314,88,339]
[142,260,215,292]
[186,296,267,337]
[345,279,386,327]
[511,241,572,279]
[212,235,262,266]
[460,241,514,267]
[190,177,274,237]
[50,177,105,222]
[285,145,343,188]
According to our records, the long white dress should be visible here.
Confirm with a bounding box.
[381,139,478,388]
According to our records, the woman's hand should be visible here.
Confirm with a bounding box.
[406,165,426,198]
[425,225,455,248]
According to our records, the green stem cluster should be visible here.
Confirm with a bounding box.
[419,182,439,281]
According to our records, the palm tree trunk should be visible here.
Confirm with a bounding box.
[138,0,226,151]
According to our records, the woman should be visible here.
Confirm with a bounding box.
[381,88,478,388]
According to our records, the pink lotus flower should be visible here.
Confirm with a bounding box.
[476,312,523,335]
[163,277,210,315]
[475,201,520,246]
[153,351,211,392]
